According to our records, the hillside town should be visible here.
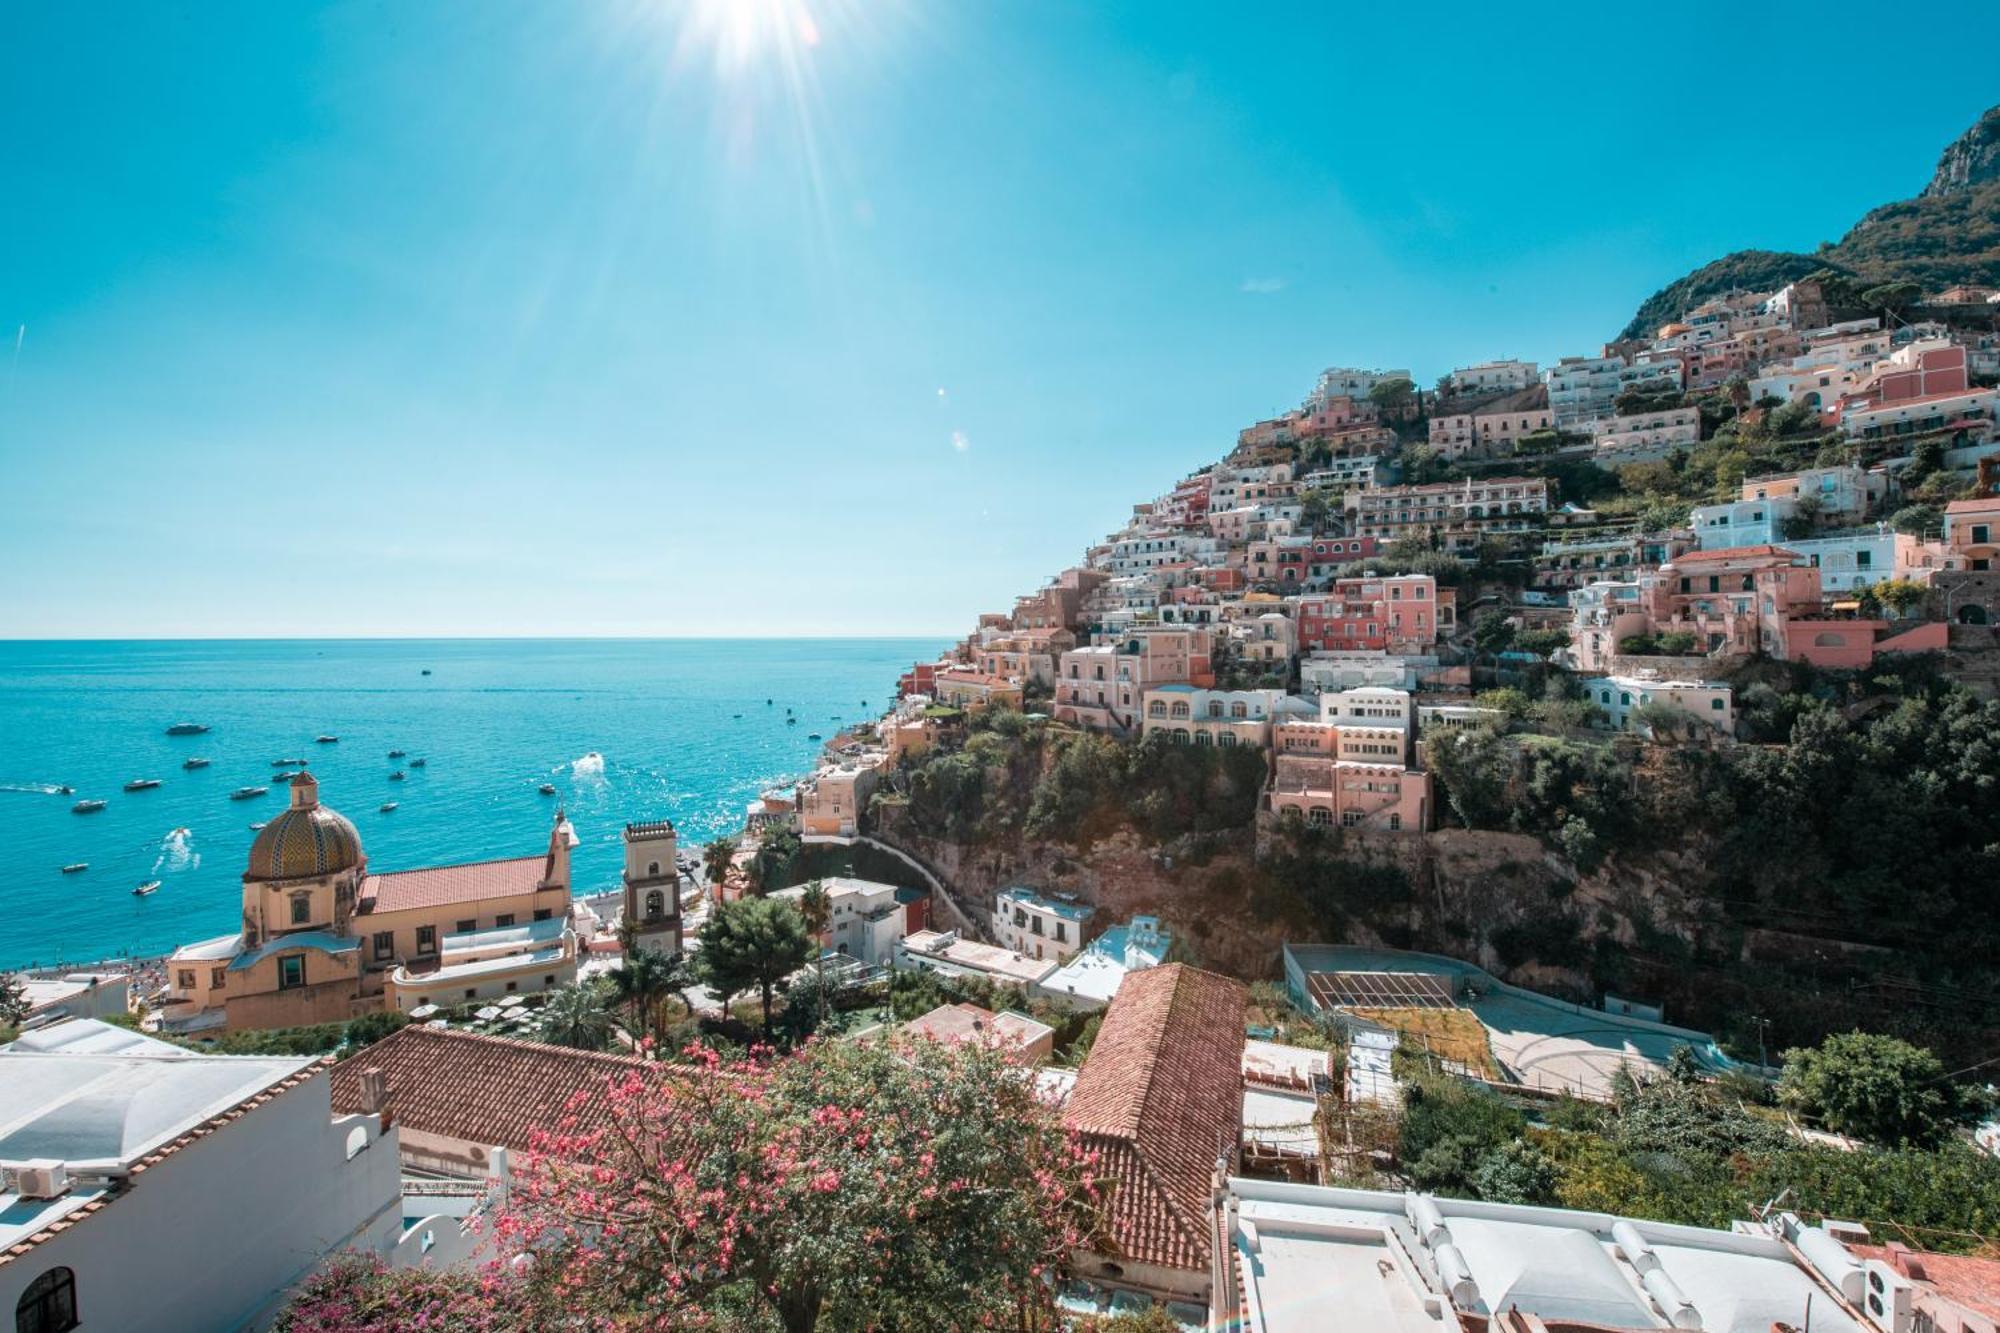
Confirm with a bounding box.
[9,269,2000,1331]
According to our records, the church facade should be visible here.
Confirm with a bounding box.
[161,773,582,1034]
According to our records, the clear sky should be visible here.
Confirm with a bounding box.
[4,3,1996,637]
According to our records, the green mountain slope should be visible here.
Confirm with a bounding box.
[1621,106,2000,339]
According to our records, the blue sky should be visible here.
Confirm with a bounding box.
[3,3,1996,637]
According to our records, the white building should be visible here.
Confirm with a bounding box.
[770,877,910,969]
[893,930,1055,991]
[1318,685,1415,730]
[1591,406,1700,462]
[1690,496,1795,549]
[990,886,1095,964]
[1032,916,1172,1011]
[7,973,130,1029]
[1297,455,1385,494]
[1308,367,1410,409]
[1564,578,1651,673]
[1448,359,1539,396]
[1299,652,1421,694]
[1582,675,1734,736]
[1545,355,1682,428]
[0,1019,402,1333]
[1783,526,1900,593]
[1215,1178,1877,1333]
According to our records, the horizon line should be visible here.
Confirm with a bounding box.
[0,632,962,644]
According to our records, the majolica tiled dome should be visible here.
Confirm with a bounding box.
[245,773,363,881]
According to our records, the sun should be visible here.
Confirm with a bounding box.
[679,0,822,78]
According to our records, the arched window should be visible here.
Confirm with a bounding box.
[289,893,313,925]
[647,861,660,877]
[1170,702,1190,719]
[1230,701,1248,718]
[17,1266,78,1333]
[1148,700,1166,718]
[645,890,666,922]
[1207,701,1223,718]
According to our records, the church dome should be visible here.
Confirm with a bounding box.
[245,773,363,881]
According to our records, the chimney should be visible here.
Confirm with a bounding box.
[357,1066,393,1128]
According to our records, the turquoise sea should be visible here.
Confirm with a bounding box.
[0,639,945,971]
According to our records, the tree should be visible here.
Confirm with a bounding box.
[1369,376,1417,417]
[1473,1139,1558,1205]
[500,1035,1098,1332]
[1870,577,1931,618]
[695,895,816,1035]
[1906,436,1948,485]
[1472,611,1517,660]
[608,944,688,1043]
[0,974,29,1029]
[1514,628,1572,661]
[1891,503,1943,537]
[702,835,740,891]
[750,824,803,893]
[1778,1031,1961,1147]
[538,980,616,1051]
[797,879,833,1030]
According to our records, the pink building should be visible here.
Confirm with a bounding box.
[1295,575,1441,653]
[1644,546,1820,656]
[1268,756,1430,831]
[1054,629,1213,736]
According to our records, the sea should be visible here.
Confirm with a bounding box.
[0,638,946,971]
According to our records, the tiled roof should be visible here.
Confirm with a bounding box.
[1946,496,2000,512]
[1063,963,1247,1273]
[1667,543,1798,562]
[331,1025,651,1151]
[358,854,551,914]
[1851,1245,2000,1319]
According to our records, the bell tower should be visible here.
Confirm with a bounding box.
[621,820,681,955]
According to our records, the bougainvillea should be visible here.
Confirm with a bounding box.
[278,1036,1101,1332]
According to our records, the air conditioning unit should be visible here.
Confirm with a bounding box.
[1861,1260,1915,1333]
[10,1160,70,1201]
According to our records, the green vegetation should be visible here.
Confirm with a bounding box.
[181,1009,411,1058]
[607,944,690,1045]
[1778,1031,1970,1148]
[538,979,617,1051]
[693,895,816,1036]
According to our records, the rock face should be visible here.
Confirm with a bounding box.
[1922,105,2000,197]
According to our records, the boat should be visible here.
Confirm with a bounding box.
[538,783,556,796]
[57,785,73,795]
[388,749,406,758]
[380,801,399,813]
[165,722,209,736]
[60,863,87,874]
[249,822,267,831]
[421,668,432,676]
[123,778,161,792]
[72,799,106,814]
[787,716,797,725]
[408,757,427,768]
[182,757,211,770]
[808,733,822,740]
[230,786,269,800]
[389,770,406,782]
[274,757,308,766]
[271,771,299,784]
[132,880,160,897]
[315,734,339,744]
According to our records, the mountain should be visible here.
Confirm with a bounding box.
[1621,105,2000,340]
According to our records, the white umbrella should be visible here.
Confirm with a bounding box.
[408,1004,439,1019]
[475,1006,503,1022]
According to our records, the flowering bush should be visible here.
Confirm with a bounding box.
[278,1036,1100,1332]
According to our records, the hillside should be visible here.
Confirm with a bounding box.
[1621,105,2000,339]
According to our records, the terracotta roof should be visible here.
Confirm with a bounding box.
[1851,1244,2000,1319]
[331,1025,652,1151]
[1946,497,2000,512]
[1063,963,1247,1273]
[1667,543,1799,562]
[358,854,551,914]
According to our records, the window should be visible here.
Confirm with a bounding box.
[417,926,437,956]
[1975,524,1991,544]
[456,919,476,934]
[495,914,515,928]
[534,908,552,922]
[16,1266,78,1333]
[645,889,665,922]
[210,967,226,989]
[278,955,305,990]
[505,981,518,993]
[1055,923,1067,944]
[289,893,312,925]
[647,861,660,877]
[373,931,394,961]
[1710,698,1724,711]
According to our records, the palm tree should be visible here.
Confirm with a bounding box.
[539,981,615,1051]
[609,946,687,1043]
[702,837,739,898]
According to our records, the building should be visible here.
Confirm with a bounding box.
[798,758,883,838]
[1054,630,1212,736]
[1565,578,1652,672]
[1295,575,1443,653]
[1296,455,1385,494]
[1447,358,1539,396]
[1308,367,1410,408]
[1267,756,1430,831]
[1536,530,1692,592]
[1034,915,1173,1010]
[931,668,1025,712]
[1945,495,2000,570]
[1689,495,1796,549]
[770,876,909,968]
[893,930,1055,991]
[991,886,1094,963]
[1140,686,1303,749]
[1546,353,1682,427]
[1063,964,1246,1315]
[1742,464,1885,525]
[1591,405,1700,462]
[1582,675,1735,736]
[1645,545,1821,657]
[1298,652,1421,693]
[1211,1179,1883,1333]
[1346,478,1551,548]
[620,820,681,955]
[1784,525,1916,593]
[1427,385,1553,459]
[0,1019,402,1333]
[5,973,130,1030]
[901,1003,1055,1063]
[159,775,580,1034]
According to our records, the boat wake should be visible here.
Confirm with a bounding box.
[152,827,201,875]
[569,751,607,784]
[1,782,65,795]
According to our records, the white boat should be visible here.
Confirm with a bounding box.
[123,778,161,792]
[165,722,209,736]
[380,801,399,813]
[315,734,339,744]
[249,822,267,831]
[72,799,107,814]
[230,786,269,800]
[182,757,211,770]
[133,880,160,897]
[61,862,87,874]
[538,783,556,796]
[273,757,308,766]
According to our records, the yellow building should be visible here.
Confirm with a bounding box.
[161,773,579,1034]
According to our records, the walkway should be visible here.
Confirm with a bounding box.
[801,832,985,939]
